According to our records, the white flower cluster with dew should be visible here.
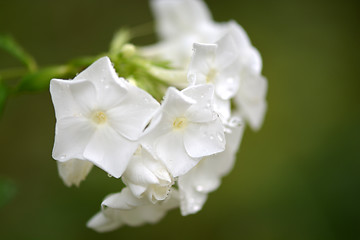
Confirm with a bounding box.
[50,0,267,232]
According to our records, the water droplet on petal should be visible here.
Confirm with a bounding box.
[228,117,242,127]
[196,185,204,192]
[188,73,196,84]
[217,132,224,142]
[226,77,235,85]
[191,201,201,212]
[224,127,232,134]
[209,135,214,140]
[60,155,66,160]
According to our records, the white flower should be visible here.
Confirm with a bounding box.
[87,187,179,232]
[142,84,225,177]
[151,0,213,40]
[235,70,267,131]
[187,33,240,120]
[226,22,268,130]
[227,21,263,75]
[57,159,93,187]
[179,117,244,215]
[141,0,227,67]
[50,57,160,178]
[122,146,173,203]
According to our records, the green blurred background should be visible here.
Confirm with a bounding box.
[0,0,359,239]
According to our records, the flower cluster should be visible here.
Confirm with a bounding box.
[50,0,267,232]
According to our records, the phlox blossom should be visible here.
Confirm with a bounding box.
[50,57,159,179]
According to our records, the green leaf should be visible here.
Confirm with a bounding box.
[18,65,71,92]
[0,178,16,208]
[0,34,37,71]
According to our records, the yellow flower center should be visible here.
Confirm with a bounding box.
[172,117,187,130]
[92,111,107,124]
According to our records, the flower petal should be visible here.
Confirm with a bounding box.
[183,119,225,158]
[182,84,216,123]
[89,188,180,231]
[83,127,139,178]
[179,124,244,216]
[52,117,95,161]
[227,21,251,51]
[123,153,160,186]
[105,188,179,225]
[50,79,82,119]
[213,96,231,121]
[127,183,147,198]
[185,158,221,193]
[214,62,240,100]
[188,43,216,85]
[151,0,212,39]
[102,188,144,210]
[245,46,263,75]
[216,123,245,176]
[161,87,195,119]
[74,57,124,90]
[107,82,160,141]
[86,211,123,233]
[118,205,166,226]
[95,77,128,110]
[72,57,129,111]
[237,71,268,130]
[178,175,208,216]
[215,32,239,70]
[57,159,93,187]
[155,131,200,177]
[227,21,263,74]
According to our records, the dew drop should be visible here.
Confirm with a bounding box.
[107,174,113,178]
[226,77,235,84]
[188,73,196,84]
[104,85,110,89]
[224,127,232,134]
[60,155,66,160]
[217,132,224,142]
[196,185,204,192]
[228,117,242,127]
[191,203,201,212]
[209,135,214,140]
